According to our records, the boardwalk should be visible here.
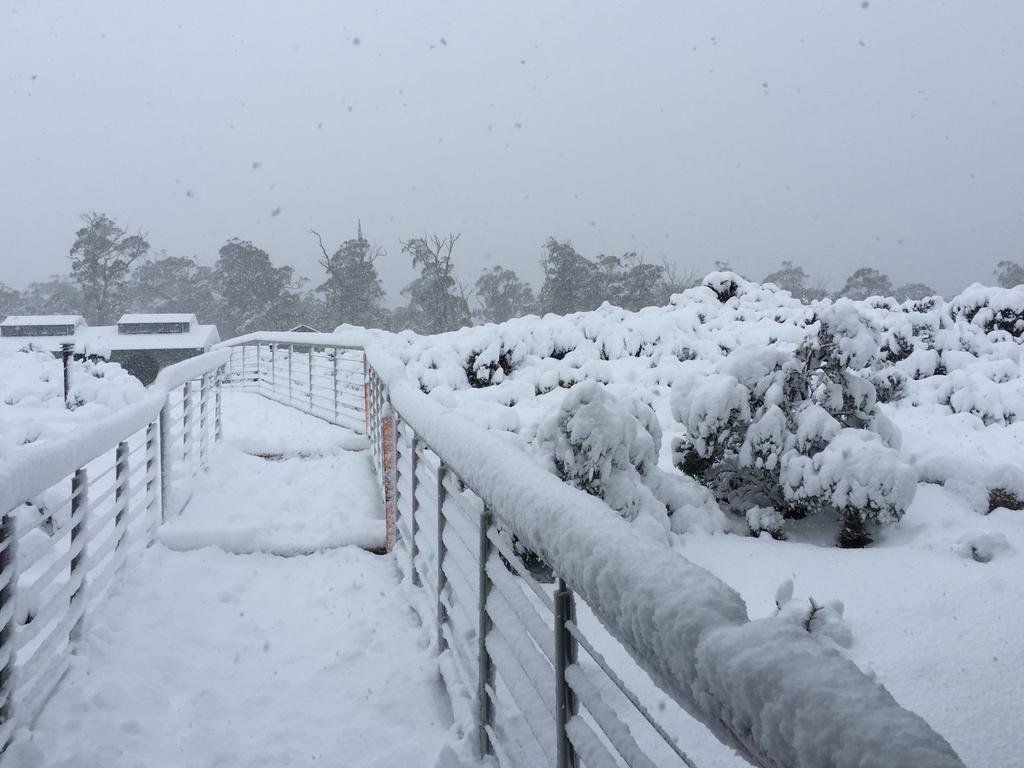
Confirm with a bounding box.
[7,394,452,767]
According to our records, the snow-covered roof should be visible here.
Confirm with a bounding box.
[117,313,197,326]
[1,314,85,328]
[0,324,220,353]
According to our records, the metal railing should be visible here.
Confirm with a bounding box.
[220,334,366,434]
[0,349,229,748]
[366,364,702,767]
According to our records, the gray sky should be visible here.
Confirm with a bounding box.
[2,1,1023,300]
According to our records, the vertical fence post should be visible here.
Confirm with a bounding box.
[477,504,495,759]
[240,344,246,387]
[271,343,277,395]
[409,434,420,587]
[287,344,293,404]
[215,366,223,443]
[308,347,314,413]
[182,382,193,472]
[113,441,130,568]
[381,403,396,553]
[146,419,160,531]
[392,416,403,540]
[363,355,370,434]
[0,511,17,743]
[255,341,262,390]
[436,462,448,653]
[554,578,580,768]
[61,341,74,405]
[159,400,171,522]
[333,351,339,423]
[199,373,209,467]
[69,467,89,641]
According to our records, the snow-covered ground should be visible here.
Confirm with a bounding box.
[7,393,452,767]
[160,393,384,554]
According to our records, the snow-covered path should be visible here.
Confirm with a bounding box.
[8,393,453,767]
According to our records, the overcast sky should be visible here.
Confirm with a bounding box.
[2,1,1022,300]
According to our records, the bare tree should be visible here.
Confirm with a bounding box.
[399,233,471,333]
[69,212,150,322]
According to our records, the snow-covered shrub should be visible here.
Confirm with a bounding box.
[537,381,725,537]
[672,303,917,546]
[774,580,854,649]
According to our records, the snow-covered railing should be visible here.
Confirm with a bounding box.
[0,348,230,749]
[363,348,966,768]
[216,332,367,434]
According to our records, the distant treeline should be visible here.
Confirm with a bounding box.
[2,212,1021,337]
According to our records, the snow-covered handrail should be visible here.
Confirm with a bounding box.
[0,347,231,749]
[0,349,230,517]
[365,346,965,768]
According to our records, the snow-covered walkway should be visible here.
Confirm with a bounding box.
[8,393,453,767]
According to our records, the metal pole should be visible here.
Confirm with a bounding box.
[271,343,277,395]
[436,462,448,653]
[288,344,293,404]
[241,344,246,386]
[159,401,171,521]
[255,342,261,390]
[333,351,339,423]
[182,382,193,472]
[69,467,89,641]
[409,434,420,587]
[554,578,580,768]
[61,341,74,405]
[0,512,17,742]
[215,366,223,442]
[308,347,314,413]
[477,504,495,759]
[146,419,159,531]
[113,441,129,569]
[199,374,209,466]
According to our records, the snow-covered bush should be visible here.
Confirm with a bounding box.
[672,301,917,546]
[0,346,145,462]
[367,272,1024,534]
[536,381,725,537]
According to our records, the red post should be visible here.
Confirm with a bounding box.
[381,411,396,552]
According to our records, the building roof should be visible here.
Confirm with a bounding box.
[117,313,198,326]
[1,314,85,327]
[288,324,322,333]
[0,323,220,353]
